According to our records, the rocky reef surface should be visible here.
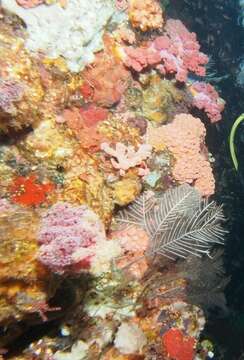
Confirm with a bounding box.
[0,1,227,359]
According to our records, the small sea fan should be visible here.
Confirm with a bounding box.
[116,184,226,261]
[177,249,229,312]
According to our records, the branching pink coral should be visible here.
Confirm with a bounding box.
[121,19,208,82]
[122,46,161,72]
[16,0,44,8]
[147,114,215,196]
[38,202,106,274]
[189,81,225,123]
[101,142,152,176]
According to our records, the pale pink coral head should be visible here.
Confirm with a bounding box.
[37,202,106,274]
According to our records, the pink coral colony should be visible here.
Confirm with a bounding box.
[147,113,215,196]
[120,19,209,82]
[38,203,106,274]
[189,81,225,123]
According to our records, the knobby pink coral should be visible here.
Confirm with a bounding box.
[79,104,109,127]
[38,202,106,274]
[121,19,208,82]
[157,19,208,81]
[147,114,215,196]
[189,81,225,123]
[128,0,164,32]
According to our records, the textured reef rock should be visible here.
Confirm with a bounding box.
[0,20,44,131]
[0,1,227,359]
[81,35,132,107]
[140,74,193,123]
[0,202,59,346]
[128,0,164,32]
[0,18,84,132]
[2,0,123,72]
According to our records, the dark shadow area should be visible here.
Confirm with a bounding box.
[168,0,244,358]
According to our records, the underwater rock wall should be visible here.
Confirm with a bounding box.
[0,1,228,359]
[2,0,124,72]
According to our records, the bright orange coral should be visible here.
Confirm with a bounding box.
[162,328,196,360]
[80,82,94,100]
[10,175,54,206]
[61,107,106,152]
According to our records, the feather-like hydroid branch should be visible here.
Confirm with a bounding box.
[116,184,226,261]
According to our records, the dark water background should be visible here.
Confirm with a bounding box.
[168,1,244,358]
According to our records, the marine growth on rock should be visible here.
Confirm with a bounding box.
[0,1,227,358]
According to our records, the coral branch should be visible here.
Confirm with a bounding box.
[101,142,152,175]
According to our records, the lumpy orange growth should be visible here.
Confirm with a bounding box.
[10,175,54,206]
[62,107,106,152]
[162,328,196,360]
[82,35,131,107]
[80,104,109,127]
